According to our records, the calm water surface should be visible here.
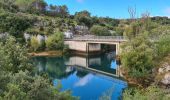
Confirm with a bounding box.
[33,52,127,100]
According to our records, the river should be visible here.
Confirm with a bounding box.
[32,52,128,100]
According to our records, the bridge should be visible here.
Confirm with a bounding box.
[64,35,127,55]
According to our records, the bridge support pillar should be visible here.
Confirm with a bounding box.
[116,43,120,55]
[86,43,89,53]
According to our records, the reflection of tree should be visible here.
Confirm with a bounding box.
[45,57,75,79]
[76,70,88,78]
[99,86,115,100]
[32,57,46,74]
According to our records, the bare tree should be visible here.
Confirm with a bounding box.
[128,6,136,22]
[141,11,151,31]
[141,11,150,21]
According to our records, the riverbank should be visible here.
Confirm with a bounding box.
[121,55,170,88]
[120,67,154,88]
[28,51,63,57]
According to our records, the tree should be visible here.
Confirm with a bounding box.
[0,12,33,39]
[128,6,136,22]
[90,25,111,36]
[0,0,18,12]
[15,0,34,12]
[75,10,93,27]
[123,21,142,39]
[45,32,64,50]
[59,5,69,18]
[15,0,47,14]
[46,4,69,17]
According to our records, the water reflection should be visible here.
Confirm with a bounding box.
[32,53,127,100]
[75,74,94,87]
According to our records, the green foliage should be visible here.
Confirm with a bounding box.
[75,10,93,27]
[0,12,33,38]
[30,36,39,52]
[0,37,32,73]
[45,32,64,50]
[123,86,170,100]
[15,0,47,14]
[0,71,77,100]
[0,0,18,12]
[15,0,35,12]
[156,35,170,58]
[124,21,141,39]
[0,37,77,100]
[151,16,170,25]
[90,25,111,36]
[3,83,27,100]
[150,25,170,38]
[121,34,154,78]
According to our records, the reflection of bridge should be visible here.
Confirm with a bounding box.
[64,35,127,55]
[65,55,122,77]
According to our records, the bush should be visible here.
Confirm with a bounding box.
[30,36,39,52]
[123,86,170,100]
[45,32,64,50]
[90,25,111,36]
[0,36,77,100]
[0,12,33,38]
[121,34,154,78]
[156,35,170,58]
[0,71,77,100]
[0,37,32,73]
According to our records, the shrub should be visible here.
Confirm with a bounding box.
[45,32,64,50]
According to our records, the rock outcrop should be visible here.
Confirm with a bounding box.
[161,73,170,85]
[158,63,170,74]
[158,63,170,85]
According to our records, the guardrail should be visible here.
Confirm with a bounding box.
[65,35,127,42]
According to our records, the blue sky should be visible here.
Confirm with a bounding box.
[45,0,170,18]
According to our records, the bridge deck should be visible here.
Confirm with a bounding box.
[65,35,127,42]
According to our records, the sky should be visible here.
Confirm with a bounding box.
[45,0,170,19]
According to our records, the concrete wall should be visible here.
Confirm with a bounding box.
[64,41,121,55]
[65,41,87,52]
[65,41,101,52]
[88,43,101,52]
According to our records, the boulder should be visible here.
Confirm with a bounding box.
[161,72,170,85]
[158,63,170,74]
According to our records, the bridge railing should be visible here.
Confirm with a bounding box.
[65,35,127,41]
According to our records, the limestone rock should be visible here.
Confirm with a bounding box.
[161,72,170,85]
[158,63,170,74]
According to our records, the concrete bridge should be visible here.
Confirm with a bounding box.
[64,35,127,55]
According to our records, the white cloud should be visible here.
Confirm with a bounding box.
[74,74,93,87]
[76,0,84,3]
[164,7,170,17]
[163,7,170,18]
[165,7,170,14]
